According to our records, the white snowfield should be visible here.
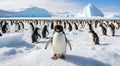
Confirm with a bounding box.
[0,21,120,66]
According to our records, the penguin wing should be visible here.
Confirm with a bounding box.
[45,38,52,49]
[66,38,72,50]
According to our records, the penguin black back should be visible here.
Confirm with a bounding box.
[42,25,49,38]
[67,22,72,31]
[51,22,54,29]
[88,23,93,31]
[99,24,107,35]
[74,23,78,30]
[2,22,8,33]
[89,30,99,45]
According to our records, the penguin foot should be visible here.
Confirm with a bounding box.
[59,55,65,59]
[51,54,57,60]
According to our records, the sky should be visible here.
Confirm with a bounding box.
[0,0,120,16]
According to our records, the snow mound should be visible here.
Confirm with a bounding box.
[76,3,104,17]
[0,33,34,48]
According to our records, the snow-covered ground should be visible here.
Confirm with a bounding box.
[0,22,120,66]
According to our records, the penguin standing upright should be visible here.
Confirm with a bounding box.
[107,23,115,36]
[88,23,93,31]
[89,30,100,45]
[74,23,78,30]
[31,27,41,43]
[42,25,49,38]
[2,22,8,33]
[67,22,72,31]
[45,25,72,60]
[29,23,34,33]
[51,22,54,30]
[98,24,107,36]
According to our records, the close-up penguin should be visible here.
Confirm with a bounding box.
[45,25,72,60]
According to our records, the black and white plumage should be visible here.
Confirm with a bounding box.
[45,25,72,60]
[31,27,41,43]
[89,30,100,45]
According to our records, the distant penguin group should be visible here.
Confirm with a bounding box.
[1,19,120,60]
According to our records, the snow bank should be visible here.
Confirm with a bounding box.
[0,33,34,48]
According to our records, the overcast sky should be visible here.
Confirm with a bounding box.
[0,0,120,15]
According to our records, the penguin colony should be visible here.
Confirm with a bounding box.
[0,19,120,60]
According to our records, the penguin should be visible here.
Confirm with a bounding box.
[29,23,35,33]
[63,21,66,29]
[95,20,99,28]
[107,24,115,36]
[88,23,93,31]
[42,25,49,38]
[110,23,115,36]
[20,22,24,29]
[45,25,72,60]
[15,23,21,32]
[67,22,72,31]
[31,27,41,43]
[51,21,54,30]
[98,23,107,36]
[74,23,78,30]
[2,22,8,33]
[89,30,100,45]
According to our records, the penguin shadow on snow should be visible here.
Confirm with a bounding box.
[38,41,47,43]
[78,29,84,32]
[65,55,111,66]
[114,35,120,37]
[98,43,110,46]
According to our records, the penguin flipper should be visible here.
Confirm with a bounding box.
[66,38,72,50]
[45,38,52,49]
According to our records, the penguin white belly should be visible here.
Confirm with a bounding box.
[107,27,112,36]
[52,32,67,55]
[98,27,103,36]
[89,33,94,44]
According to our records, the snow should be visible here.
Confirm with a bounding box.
[76,3,104,17]
[0,21,120,66]
[105,15,120,18]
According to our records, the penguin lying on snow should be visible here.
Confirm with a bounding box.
[31,27,41,43]
[89,30,100,45]
[45,25,72,60]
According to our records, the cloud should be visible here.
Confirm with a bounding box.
[100,6,120,16]
[0,0,83,14]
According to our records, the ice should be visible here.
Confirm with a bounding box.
[76,3,104,17]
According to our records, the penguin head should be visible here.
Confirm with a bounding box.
[54,25,63,32]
